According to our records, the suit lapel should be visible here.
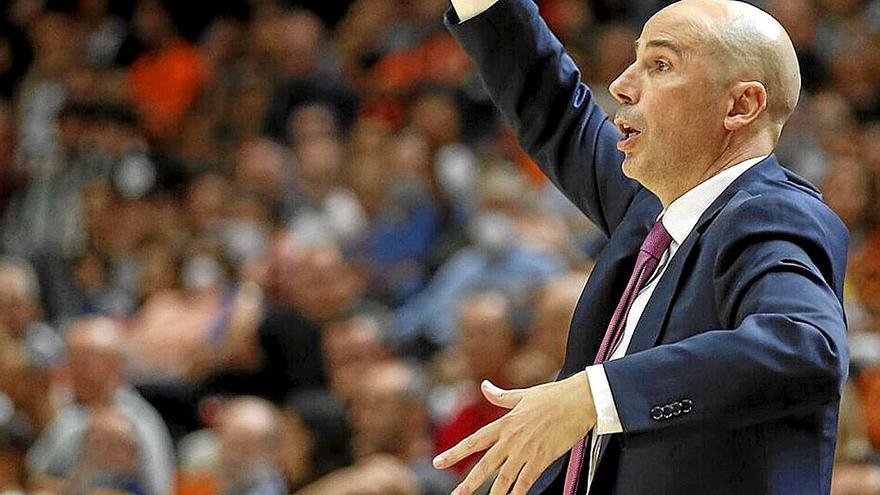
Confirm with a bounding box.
[623,229,700,355]
[623,156,783,355]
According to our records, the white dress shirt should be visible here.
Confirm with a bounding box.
[450,0,499,21]
[449,0,769,490]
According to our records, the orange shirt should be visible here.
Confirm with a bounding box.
[368,33,470,94]
[128,41,206,139]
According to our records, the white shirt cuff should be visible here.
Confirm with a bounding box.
[450,0,500,22]
[586,364,623,435]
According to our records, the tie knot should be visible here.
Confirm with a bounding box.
[640,220,672,259]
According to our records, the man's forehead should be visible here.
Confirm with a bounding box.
[637,7,718,56]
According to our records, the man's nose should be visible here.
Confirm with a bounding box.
[609,66,639,105]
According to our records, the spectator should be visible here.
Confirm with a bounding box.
[394,200,566,348]
[322,308,392,402]
[345,360,455,494]
[177,397,287,495]
[65,408,150,495]
[352,131,443,305]
[0,258,64,490]
[280,390,354,491]
[506,272,585,387]
[261,9,357,143]
[127,0,206,140]
[217,397,287,495]
[16,13,80,164]
[286,132,367,247]
[435,291,518,479]
[27,317,174,495]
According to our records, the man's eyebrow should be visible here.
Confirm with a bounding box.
[633,38,685,58]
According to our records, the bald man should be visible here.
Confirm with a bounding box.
[27,318,175,495]
[217,397,287,495]
[433,1,849,494]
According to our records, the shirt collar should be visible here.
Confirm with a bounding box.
[660,155,768,245]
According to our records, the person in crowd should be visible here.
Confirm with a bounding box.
[280,390,355,491]
[217,397,287,495]
[343,360,455,494]
[27,317,174,495]
[261,9,356,143]
[177,397,287,495]
[435,291,518,479]
[127,0,206,140]
[505,273,586,387]
[286,130,367,247]
[352,130,443,307]
[65,408,150,495]
[322,307,393,402]
[394,191,566,348]
[0,258,64,490]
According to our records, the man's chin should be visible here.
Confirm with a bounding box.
[620,155,641,181]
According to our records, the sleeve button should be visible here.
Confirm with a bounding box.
[650,406,663,421]
[681,399,693,414]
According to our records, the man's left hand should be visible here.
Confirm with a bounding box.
[433,372,597,495]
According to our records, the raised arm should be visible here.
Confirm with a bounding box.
[445,0,640,237]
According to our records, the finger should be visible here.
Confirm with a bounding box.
[489,458,525,495]
[510,463,543,495]
[452,443,506,495]
[482,380,526,409]
[434,420,501,469]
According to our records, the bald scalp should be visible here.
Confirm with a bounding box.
[713,4,800,123]
[66,317,126,361]
[681,0,801,127]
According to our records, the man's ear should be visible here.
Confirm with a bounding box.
[724,81,767,131]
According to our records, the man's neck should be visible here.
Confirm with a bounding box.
[660,142,773,207]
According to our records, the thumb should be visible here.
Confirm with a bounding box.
[481,380,523,409]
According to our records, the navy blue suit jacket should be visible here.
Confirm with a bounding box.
[446,1,850,493]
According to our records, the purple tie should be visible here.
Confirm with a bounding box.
[562,220,672,495]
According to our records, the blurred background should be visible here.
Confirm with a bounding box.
[0,0,878,493]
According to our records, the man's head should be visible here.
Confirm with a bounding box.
[348,361,429,459]
[457,291,517,382]
[322,312,390,401]
[65,317,126,406]
[528,273,585,367]
[217,397,282,487]
[272,10,324,78]
[132,0,176,49]
[608,0,801,205]
[235,138,288,199]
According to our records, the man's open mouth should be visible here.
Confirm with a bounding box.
[615,120,642,149]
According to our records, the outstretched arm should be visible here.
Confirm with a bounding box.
[446,0,640,237]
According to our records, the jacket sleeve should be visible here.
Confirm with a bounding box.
[601,196,849,446]
[445,0,640,237]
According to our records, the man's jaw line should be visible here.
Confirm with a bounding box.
[634,142,771,207]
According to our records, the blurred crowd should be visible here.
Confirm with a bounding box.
[0,0,879,493]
